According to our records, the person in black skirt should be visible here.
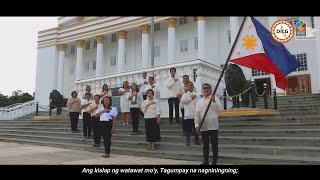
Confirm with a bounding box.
[141,89,161,151]
[95,96,118,158]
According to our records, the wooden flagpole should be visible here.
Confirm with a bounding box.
[199,16,248,131]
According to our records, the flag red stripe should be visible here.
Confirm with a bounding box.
[230,53,287,89]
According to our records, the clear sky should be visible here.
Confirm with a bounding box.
[0,17,58,96]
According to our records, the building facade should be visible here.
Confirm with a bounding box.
[35,16,320,116]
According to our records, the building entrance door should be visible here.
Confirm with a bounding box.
[287,74,311,95]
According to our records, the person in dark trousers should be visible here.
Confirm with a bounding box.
[141,89,161,151]
[165,68,182,124]
[80,93,93,141]
[128,83,144,135]
[180,82,201,146]
[89,94,102,147]
[67,91,81,133]
[195,83,222,165]
[95,96,118,158]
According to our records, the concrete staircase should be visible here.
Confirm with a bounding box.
[0,94,319,164]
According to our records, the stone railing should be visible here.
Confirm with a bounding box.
[75,59,226,97]
[74,59,228,117]
[0,100,38,120]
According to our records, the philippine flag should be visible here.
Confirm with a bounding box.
[230,17,300,90]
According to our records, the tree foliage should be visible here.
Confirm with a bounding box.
[0,90,34,107]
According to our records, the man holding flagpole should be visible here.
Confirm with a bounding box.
[197,16,300,165]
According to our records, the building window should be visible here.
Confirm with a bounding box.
[194,37,198,50]
[85,41,90,50]
[180,40,188,53]
[86,62,90,71]
[154,23,160,31]
[194,16,197,22]
[69,66,73,75]
[94,40,97,48]
[93,61,96,70]
[179,16,187,25]
[295,53,307,71]
[70,45,75,55]
[288,17,299,26]
[111,56,117,66]
[228,30,231,44]
[111,33,117,42]
[252,69,270,77]
[154,46,160,58]
[311,16,314,28]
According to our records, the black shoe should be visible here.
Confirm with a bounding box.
[195,141,201,145]
[96,144,100,147]
[131,132,135,135]
[92,144,97,147]
[200,161,209,165]
[211,161,217,165]
[169,121,173,124]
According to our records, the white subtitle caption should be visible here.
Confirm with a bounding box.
[82,167,238,175]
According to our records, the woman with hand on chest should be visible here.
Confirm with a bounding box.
[141,89,161,151]
[95,96,118,158]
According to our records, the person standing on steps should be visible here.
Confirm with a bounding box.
[67,91,81,133]
[118,81,131,125]
[80,93,93,141]
[100,84,112,100]
[195,83,222,165]
[165,68,182,124]
[89,94,102,147]
[95,96,118,158]
[128,83,144,135]
[180,82,201,146]
[82,85,93,100]
[141,89,161,151]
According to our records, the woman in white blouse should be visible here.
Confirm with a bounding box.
[95,96,118,158]
[118,81,130,125]
[128,83,144,135]
[100,84,112,100]
[141,89,161,151]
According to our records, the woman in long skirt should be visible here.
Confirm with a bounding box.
[141,89,161,151]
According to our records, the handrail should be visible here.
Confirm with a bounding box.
[0,100,36,110]
[0,100,38,120]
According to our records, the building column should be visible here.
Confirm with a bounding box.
[53,51,59,90]
[229,17,239,44]
[96,36,105,77]
[197,16,206,61]
[57,44,66,95]
[117,31,127,73]
[166,18,177,64]
[141,25,150,68]
[75,40,84,81]
[314,16,320,93]
[268,17,285,95]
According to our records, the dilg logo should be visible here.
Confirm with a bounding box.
[271,20,294,43]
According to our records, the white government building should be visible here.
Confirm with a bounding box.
[35,16,320,116]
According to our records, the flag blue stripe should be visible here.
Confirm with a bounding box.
[250,17,300,76]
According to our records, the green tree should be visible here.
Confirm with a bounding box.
[0,93,9,107]
[0,90,34,107]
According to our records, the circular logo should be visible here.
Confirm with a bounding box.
[271,20,294,43]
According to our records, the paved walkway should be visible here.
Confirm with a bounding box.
[0,142,200,165]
